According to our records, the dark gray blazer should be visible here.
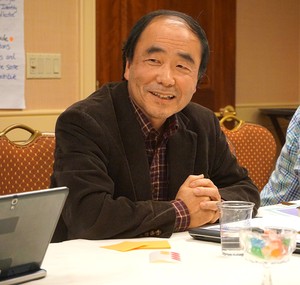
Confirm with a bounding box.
[51,81,260,241]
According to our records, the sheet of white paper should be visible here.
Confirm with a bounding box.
[0,0,25,109]
[258,202,300,243]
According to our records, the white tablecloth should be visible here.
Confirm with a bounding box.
[27,230,300,285]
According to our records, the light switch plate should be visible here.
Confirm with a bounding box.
[26,53,61,79]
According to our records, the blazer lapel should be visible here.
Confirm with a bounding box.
[111,84,152,200]
[167,122,198,200]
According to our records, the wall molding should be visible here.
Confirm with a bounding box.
[80,0,96,99]
[235,103,298,131]
[236,102,299,109]
[0,109,63,117]
[0,109,64,133]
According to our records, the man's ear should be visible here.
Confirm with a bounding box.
[124,60,130,80]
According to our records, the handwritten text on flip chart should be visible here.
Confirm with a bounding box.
[0,0,25,109]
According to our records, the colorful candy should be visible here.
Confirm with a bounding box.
[246,229,292,261]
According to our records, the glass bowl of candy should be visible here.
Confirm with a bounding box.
[240,227,297,263]
[240,227,297,285]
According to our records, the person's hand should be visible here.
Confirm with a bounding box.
[175,175,218,228]
[189,175,221,224]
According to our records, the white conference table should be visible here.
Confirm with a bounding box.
[29,206,300,285]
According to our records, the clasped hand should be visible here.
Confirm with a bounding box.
[175,174,221,229]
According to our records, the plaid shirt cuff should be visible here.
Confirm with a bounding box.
[171,199,190,232]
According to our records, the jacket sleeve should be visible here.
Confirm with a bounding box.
[180,104,260,216]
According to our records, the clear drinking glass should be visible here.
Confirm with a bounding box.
[240,227,297,285]
[217,201,254,255]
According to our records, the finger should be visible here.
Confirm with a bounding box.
[193,186,216,195]
[193,187,221,201]
[182,174,205,187]
[199,200,220,211]
[188,174,205,183]
[203,209,219,224]
[209,213,219,224]
[189,176,210,188]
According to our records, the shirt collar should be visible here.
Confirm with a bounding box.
[129,97,179,139]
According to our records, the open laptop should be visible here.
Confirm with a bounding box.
[189,224,221,244]
[0,186,69,284]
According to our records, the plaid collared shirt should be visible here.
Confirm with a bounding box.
[261,106,300,205]
[130,98,190,231]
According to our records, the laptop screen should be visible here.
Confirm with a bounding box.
[0,187,68,283]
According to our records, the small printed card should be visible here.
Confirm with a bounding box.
[149,251,181,263]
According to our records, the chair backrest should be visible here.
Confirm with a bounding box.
[220,115,277,192]
[0,124,55,195]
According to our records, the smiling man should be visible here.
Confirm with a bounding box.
[51,10,260,242]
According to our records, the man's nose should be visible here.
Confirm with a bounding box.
[156,65,175,86]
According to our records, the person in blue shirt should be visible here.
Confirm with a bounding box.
[261,106,300,205]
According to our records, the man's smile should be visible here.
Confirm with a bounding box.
[149,91,176,100]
